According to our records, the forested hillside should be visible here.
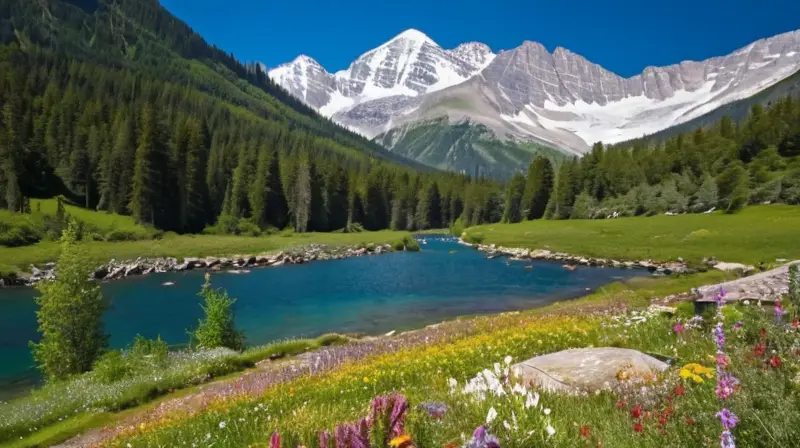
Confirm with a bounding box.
[499,96,800,223]
[0,0,499,234]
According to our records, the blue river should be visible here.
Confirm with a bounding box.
[0,237,643,398]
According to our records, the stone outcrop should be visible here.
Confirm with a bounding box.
[11,243,398,287]
[695,260,800,303]
[511,347,669,394]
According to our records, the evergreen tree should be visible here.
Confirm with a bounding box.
[502,173,526,223]
[521,156,555,220]
[717,162,750,213]
[129,104,169,226]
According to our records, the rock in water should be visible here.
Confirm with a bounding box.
[511,347,669,394]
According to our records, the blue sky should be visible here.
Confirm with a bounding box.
[160,0,799,77]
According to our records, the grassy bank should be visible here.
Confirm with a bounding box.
[0,334,351,446]
[2,271,742,448]
[464,205,800,265]
[0,230,413,274]
[94,273,799,448]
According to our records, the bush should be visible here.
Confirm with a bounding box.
[192,273,244,351]
[203,214,239,235]
[93,350,132,384]
[0,223,42,247]
[236,219,261,236]
[129,335,168,366]
[279,228,295,238]
[401,236,420,252]
[675,301,696,318]
[105,229,145,242]
[449,218,465,238]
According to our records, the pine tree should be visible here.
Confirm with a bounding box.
[291,156,311,233]
[193,273,244,351]
[248,144,271,228]
[129,104,168,225]
[502,173,526,223]
[521,156,554,220]
[265,151,289,230]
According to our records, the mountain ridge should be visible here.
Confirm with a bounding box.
[271,28,800,156]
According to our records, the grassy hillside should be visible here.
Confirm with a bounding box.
[464,205,800,265]
[375,118,568,180]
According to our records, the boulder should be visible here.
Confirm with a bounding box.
[511,347,669,394]
[713,262,755,273]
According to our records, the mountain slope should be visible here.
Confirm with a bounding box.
[0,0,425,167]
[273,28,800,159]
[621,66,800,144]
[269,29,495,121]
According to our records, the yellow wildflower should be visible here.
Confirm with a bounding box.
[363,376,370,383]
[389,434,414,448]
[680,363,714,383]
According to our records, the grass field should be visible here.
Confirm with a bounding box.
[464,205,800,265]
[0,230,412,274]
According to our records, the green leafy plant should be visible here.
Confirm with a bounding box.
[192,273,245,351]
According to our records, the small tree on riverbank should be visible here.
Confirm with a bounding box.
[30,220,109,381]
[193,273,244,351]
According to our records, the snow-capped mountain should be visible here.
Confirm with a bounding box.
[268,29,495,118]
[271,28,800,155]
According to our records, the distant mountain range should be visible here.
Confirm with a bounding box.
[270,28,800,178]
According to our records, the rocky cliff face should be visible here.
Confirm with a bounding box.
[268,29,495,117]
[270,28,800,155]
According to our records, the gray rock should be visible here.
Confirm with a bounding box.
[512,347,669,394]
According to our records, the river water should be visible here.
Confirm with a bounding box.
[0,237,643,398]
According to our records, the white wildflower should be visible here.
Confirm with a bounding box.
[219,421,226,429]
[525,391,540,408]
[504,355,513,365]
[546,424,556,437]
[543,408,551,415]
[486,407,498,424]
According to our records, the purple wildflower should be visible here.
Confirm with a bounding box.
[717,409,739,430]
[319,430,331,448]
[721,430,736,448]
[775,300,784,321]
[419,401,448,419]
[347,419,370,448]
[464,425,501,448]
[715,373,739,400]
[673,322,686,334]
[389,395,409,437]
[714,323,726,349]
[335,424,348,448]
[734,321,743,329]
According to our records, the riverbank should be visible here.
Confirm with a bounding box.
[0,232,418,287]
[40,267,791,448]
[463,205,800,266]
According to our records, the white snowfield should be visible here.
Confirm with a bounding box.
[270,28,800,153]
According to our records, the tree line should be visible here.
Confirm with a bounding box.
[0,46,507,234]
[502,97,800,222]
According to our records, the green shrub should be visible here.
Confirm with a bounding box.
[203,214,239,235]
[129,335,168,366]
[400,236,420,252]
[0,224,42,247]
[105,229,144,242]
[236,219,261,236]
[279,228,295,238]
[93,350,132,384]
[192,273,244,351]
[449,218,465,238]
[675,301,696,318]
[722,305,744,326]
[315,333,348,347]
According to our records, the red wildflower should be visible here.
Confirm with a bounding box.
[633,423,643,433]
[580,425,591,439]
[674,384,685,397]
[685,417,695,426]
[631,404,643,419]
[760,328,767,337]
[616,400,626,409]
[770,355,782,369]
[793,317,799,329]
[753,343,767,357]
[444,443,458,448]
[659,415,667,425]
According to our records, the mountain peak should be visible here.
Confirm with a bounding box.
[390,28,435,45]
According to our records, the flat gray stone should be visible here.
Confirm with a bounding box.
[511,347,669,394]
